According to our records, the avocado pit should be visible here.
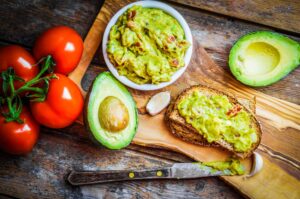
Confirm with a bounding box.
[98,96,129,132]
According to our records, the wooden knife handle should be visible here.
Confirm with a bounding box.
[67,168,172,186]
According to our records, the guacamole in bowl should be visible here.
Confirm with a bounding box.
[103,1,193,90]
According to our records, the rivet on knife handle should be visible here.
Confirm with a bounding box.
[67,168,172,186]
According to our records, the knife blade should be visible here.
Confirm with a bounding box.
[67,163,232,186]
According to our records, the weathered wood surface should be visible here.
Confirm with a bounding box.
[91,0,300,105]
[0,0,103,46]
[0,0,300,198]
[69,0,300,198]
[0,0,241,198]
[1,124,241,199]
[167,0,300,34]
[1,0,300,104]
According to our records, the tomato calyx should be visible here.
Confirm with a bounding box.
[0,55,56,123]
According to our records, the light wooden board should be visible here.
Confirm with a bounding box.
[69,1,300,198]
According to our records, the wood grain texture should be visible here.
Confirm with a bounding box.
[92,0,300,105]
[0,0,243,198]
[0,124,241,199]
[69,0,300,198]
[168,0,300,34]
[1,0,300,198]
[69,2,109,94]
[1,0,299,104]
[0,0,103,46]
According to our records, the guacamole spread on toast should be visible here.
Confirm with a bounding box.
[107,5,190,84]
[177,91,257,152]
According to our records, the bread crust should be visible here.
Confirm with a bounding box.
[165,85,262,159]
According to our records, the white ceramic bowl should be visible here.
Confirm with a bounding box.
[102,1,193,90]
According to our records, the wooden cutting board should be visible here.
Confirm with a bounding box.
[68,0,300,198]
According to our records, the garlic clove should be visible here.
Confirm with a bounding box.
[244,151,263,179]
[146,91,171,116]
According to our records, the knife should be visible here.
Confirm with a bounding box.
[67,163,232,186]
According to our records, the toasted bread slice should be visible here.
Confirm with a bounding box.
[165,85,261,159]
[165,96,255,148]
[165,101,220,147]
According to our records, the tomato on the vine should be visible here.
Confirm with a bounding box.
[0,45,38,89]
[30,73,83,128]
[33,26,83,75]
[0,107,39,155]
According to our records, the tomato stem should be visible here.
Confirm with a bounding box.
[8,75,15,96]
[0,55,56,123]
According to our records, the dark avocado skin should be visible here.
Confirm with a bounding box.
[84,72,138,149]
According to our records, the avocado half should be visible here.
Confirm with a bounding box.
[85,72,138,149]
[229,31,300,86]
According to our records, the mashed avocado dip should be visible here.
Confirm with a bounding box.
[178,91,257,152]
[200,159,245,175]
[107,5,190,84]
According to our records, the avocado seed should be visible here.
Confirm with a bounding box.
[98,96,129,132]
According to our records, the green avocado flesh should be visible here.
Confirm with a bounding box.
[200,159,245,175]
[178,91,257,152]
[107,5,190,84]
[229,31,300,86]
[85,72,138,149]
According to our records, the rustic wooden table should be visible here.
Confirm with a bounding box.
[0,0,299,198]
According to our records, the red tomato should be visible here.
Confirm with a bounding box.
[0,107,39,155]
[33,26,83,75]
[30,73,83,128]
[0,45,38,89]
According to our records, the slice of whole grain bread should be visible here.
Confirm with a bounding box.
[165,101,219,147]
[165,85,261,159]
